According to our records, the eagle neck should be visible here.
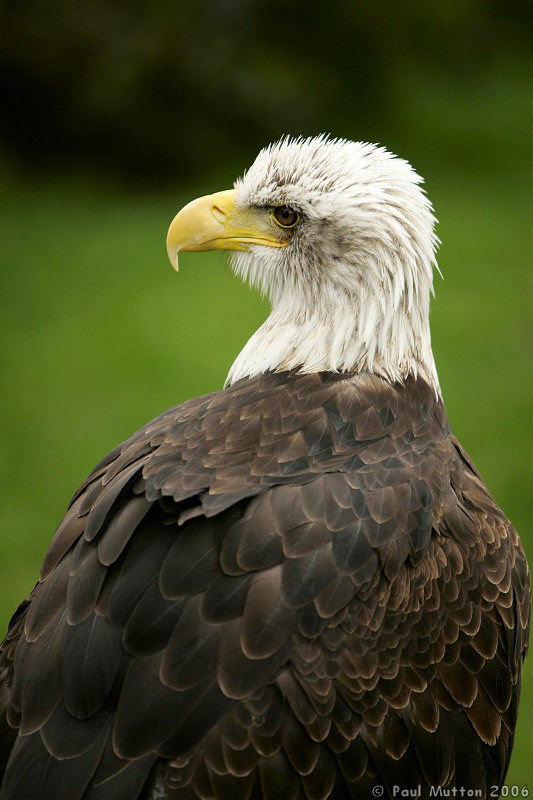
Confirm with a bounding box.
[225,288,441,396]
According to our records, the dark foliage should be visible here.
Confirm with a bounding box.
[1,0,532,183]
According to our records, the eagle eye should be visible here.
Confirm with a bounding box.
[272,205,300,229]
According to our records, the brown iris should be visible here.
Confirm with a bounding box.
[272,205,300,228]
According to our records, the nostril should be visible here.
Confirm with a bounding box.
[211,202,226,224]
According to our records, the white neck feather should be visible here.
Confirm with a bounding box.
[226,275,439,394]
[226,254,440,394]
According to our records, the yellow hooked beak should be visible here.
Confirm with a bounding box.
[166,189,287,271]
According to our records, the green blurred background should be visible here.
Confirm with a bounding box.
[1,0,532,787]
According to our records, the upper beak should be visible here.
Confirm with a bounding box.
[166,189,286,271]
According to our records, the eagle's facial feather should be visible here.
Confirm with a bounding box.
[227,136,440,394]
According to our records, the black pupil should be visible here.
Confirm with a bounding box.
[276,206,297,226]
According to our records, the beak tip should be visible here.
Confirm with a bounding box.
[167,246,179,272]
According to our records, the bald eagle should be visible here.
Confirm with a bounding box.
[0,137,529,800]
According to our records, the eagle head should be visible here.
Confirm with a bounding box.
[167,136,440,393]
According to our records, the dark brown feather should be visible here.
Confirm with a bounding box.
[0,371,529,800]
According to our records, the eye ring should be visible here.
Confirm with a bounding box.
[272,205,300,229]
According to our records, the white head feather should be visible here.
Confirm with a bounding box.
[226,136,441,395]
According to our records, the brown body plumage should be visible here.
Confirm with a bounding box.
[0,372,529,798]
[0,137,529,799]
